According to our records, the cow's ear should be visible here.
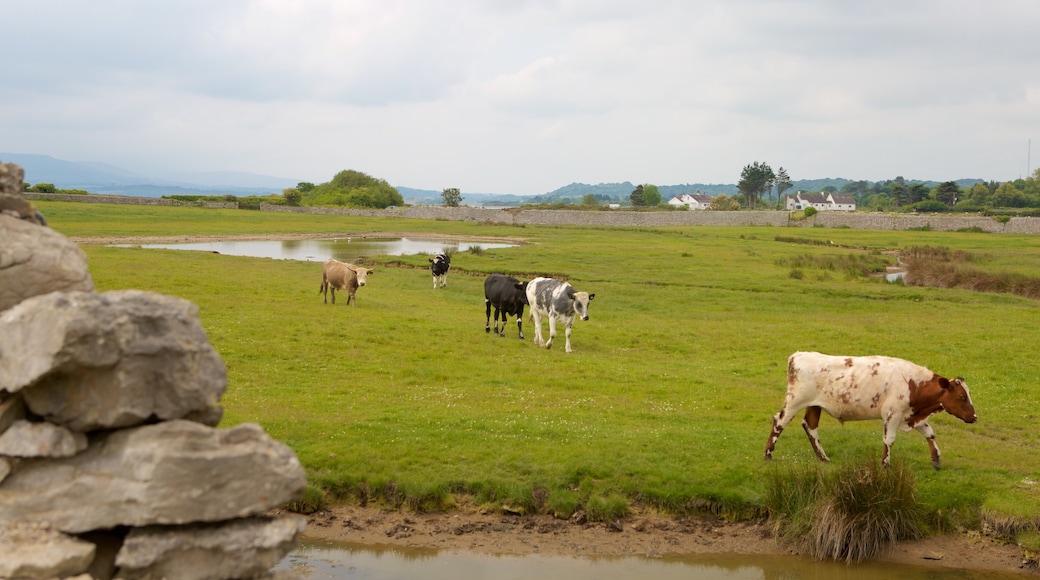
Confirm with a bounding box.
[588,293,596,300]
[566,289,576,299]
[938,377,951,390]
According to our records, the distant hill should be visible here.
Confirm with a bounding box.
[1,153,300,197]
[3,152,989,203]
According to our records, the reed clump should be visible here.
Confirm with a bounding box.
[902,245,1040,300]
[765,458,926,563]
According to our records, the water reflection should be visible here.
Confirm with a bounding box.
[111,237,517,263]
[275,540,1018,580]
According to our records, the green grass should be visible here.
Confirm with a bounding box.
[37,201,1040,532]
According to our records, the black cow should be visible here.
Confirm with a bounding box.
[429,252,450,289]
[484,274,529,338]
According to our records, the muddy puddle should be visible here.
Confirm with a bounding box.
[273,539,1020,579]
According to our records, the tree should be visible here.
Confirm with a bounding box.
[891,183,906,207]
[297,182,316,193]
[774,167,792,209]
[967,183,990,206]
[630,184,645,206]
[441,187,463,207]
[907,183,928,204]
[581,194,600,207]
[283,188,302,207]
[933,181,960,206]
[30,183,56,193]
[737,162,774,209]
[642,184,661,206]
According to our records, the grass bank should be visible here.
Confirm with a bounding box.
[37,201,1040,535]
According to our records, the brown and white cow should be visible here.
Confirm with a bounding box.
[319,259,373,307]
[764,351,976,469]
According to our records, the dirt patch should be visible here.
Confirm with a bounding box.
[286,503,1035,575]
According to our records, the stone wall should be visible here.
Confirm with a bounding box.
[23,190,1040,233]
[2,163,306,579]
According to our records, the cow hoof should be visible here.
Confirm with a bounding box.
[932,462,941,470]
[485,327,491,333]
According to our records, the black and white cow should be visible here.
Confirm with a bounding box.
[525,277,595,353]
[484,274,528,338]
[429,252,450,289]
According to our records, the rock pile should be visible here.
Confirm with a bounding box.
[0,161,307,579]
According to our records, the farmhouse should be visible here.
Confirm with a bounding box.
[667,192,715,210]
[785,191,857,212]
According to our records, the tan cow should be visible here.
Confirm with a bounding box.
[764,351,977,469]
[319,259,373,307]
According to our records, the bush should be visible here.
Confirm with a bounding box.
[804,207,818,217]
[765,458,925,563]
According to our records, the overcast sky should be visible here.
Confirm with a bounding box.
[2,1,1038,195]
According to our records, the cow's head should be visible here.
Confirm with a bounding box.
[353,267,374,286]
[514,281,531,304]
[938,376,976,423]
[569,290,595,321]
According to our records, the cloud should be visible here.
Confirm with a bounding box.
[2,0,1038,193]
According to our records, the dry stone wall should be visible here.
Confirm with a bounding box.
[1,162,306,579]
[22,188,1040,233]
[261,203,1040,233]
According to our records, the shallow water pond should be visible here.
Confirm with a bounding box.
[274,539,1021,580]
[112,237,517,262]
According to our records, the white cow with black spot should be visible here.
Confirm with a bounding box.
[525,277,595,353]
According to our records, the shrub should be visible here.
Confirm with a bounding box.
[804,207,817,217]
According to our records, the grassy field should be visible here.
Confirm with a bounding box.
[37,201,1040,529]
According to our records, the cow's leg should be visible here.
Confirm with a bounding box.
[320,280,328,304]
[544,316,557,349]
[801,406,830,463]
[880,411,902,467]
[330,287,336,304]
[516,306,524,339]
[530,311,544,346]
[433,274,437,289]
[914,421,941,470]
[485,300,492,333]
[563,322,574,353]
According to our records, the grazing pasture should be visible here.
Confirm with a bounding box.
[40,201,1040,528]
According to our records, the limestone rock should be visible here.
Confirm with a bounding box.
[0,419,88,458]
[115,515,305,580]
[0,521,96,579]
[0,457,10,483]
[0,290,227,431]
[0,213,94,313]
[0,394,25,432]
[0,420,307,534]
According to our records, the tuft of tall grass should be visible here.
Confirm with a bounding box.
[765,458,926,563]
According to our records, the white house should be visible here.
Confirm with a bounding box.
[785,191,857,212]
[667,192,715,210]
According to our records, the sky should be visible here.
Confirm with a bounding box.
[2,1,1038,195]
